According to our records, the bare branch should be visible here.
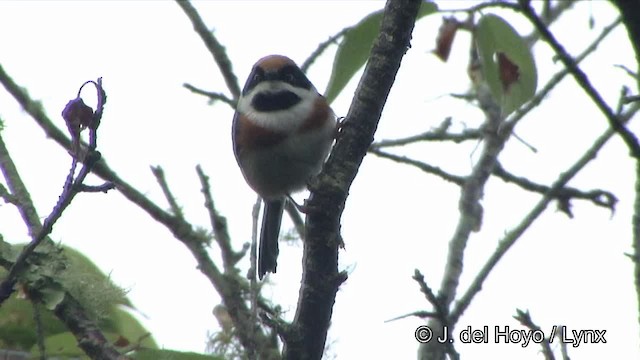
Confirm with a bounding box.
[76,183,115,193]
[633,161,640,331]
[371,119,482,147]
[506,16,622,128]
[0,79,109,303]
[523,0,577,47]
[451,104,640,323]
[183,83,236,108]
[151,165,185,219]
[52,293,127,360]
[300,28,349,74]
[493,162,617,215]
[0,80,122,359]
[0,182,19,205]
[439,68,509,310]
[369,147,466,186]
[285,201,305,241]
[624,95,640,104]
[413,270,448,323]
[175,0,241,100]
[513,309,555,360]
[384,310,439,322]
[0,63,277,359]
[283,0,422,358]
[196,165,246,270]
[519,2,640,157]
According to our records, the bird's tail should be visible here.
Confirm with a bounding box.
[258,199,285,279]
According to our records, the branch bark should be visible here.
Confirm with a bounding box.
[282,0,422,358]
[0,65,277,359]
[610,0,640,337]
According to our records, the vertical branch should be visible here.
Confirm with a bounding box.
[0,79,122,359]
[633,161,640,331]
[451,103,640,323]
[0,79,110,303]
[283,0,422,358]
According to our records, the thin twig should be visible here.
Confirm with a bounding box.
[76,183,115,193]
[519,2,640,157]
[413,270,448,322]
[0,78,123,359]
[523,0,577,47]
[250,196,261,346]
[369,147,466,185]
[196,165,244,270]
[151,166,185,219]
[300,28,350,73]
[183,83,236,108]
[0,182,19,205]
[384,310,439,323]
[514,309,555,360]
[506,16,621,128]
[555,325,571,360]
[371,127,482,147]
[0,79,108,303]
[493,162,617,215]
[624,95,640,104]
[176,0,241,100]
[285,201,305,241]
[33,302,46,360]
[451,104,640,323]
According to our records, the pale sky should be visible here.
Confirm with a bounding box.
[0,1,638,359]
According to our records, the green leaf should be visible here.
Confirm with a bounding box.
[111,307,158,349]
[0,294,68,350]
[324,1,438,103]
[0,236,18,263]
[475,14,537,115]
[32,332,85,358]
[40,285,66,310]
[132,348,223,360]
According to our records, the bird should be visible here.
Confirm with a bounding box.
[232,55,336,279]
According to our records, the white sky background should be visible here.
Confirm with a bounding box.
[0,0,638,359]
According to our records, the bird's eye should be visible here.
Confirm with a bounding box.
[253,73,263,82]
[284,73,296,84]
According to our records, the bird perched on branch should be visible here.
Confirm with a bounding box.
[232,55,336,279]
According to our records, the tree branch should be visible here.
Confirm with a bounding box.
[507,15,621,129]
[610,0,640,75]
[182,83,236,108]
[148,167,275,358]
[493,162,617,215]
[0,64,277,359]
[300,28,349,74]
[451,103,640,323]
[371,119,482,147]
[52,293,127,360]
[0,82,123,359]
[0,79,110,303]
[196,165,247,271]
[282,0,422,358]
[519,1,640,158]
[513,309,555,360]
[175,0,241,100]
[368,147,466,185]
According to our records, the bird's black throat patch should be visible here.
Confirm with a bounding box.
[252,91,301,112]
